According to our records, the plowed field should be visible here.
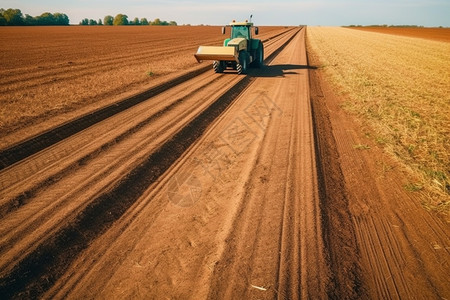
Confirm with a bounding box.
[0,26,286,146]
[0,26,449,299]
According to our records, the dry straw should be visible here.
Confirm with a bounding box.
[307,27,450,214]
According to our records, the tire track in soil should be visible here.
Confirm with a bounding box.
[206,28,331,300]
[308,54,363,298]
[0,29,300,299]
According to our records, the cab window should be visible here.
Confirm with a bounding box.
[231,26,250,39]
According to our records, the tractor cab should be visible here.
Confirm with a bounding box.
[222,20,259,40]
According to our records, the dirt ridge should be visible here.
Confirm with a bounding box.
[309,57,363,298]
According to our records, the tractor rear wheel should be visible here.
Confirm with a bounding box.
[213,60,224,73]
[252,42,264,68]
[237,52,249,75]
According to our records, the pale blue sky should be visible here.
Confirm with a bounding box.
[1,0,449,26]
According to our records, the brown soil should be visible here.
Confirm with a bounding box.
[0,26,449,299]
[348,26,450,42]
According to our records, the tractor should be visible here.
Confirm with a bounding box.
[194,20,264,75]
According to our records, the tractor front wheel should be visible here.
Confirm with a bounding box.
[213,60,224,73]
[237,52,249,75]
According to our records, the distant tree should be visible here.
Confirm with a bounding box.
[113,14,128,25]
[0,12,6,26]
[104,15,113,25]
[149,18,175,26]
[0,9,178,27]
[2,8,23,25]
[38,12,55,25]
[79,18,89,25]
[24,14,36,25]
[140,18,149,25]
[53,13,69,25]
[151,18,161,26]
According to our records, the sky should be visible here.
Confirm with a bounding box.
[1,0,449,26]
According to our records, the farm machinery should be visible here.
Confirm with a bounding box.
[194,20,264,74]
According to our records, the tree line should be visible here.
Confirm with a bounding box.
[80,15,177,26]
[0,8,69,26]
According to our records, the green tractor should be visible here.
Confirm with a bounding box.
[194,20,264,74]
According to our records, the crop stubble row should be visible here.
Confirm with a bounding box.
[307,26,450,211]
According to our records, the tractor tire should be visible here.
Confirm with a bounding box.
[213,60,224,73]
[237,52,249,75]
[252,42,264,68]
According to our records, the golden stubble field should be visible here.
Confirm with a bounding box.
[0,25,285,141]
[307,26,450,213]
